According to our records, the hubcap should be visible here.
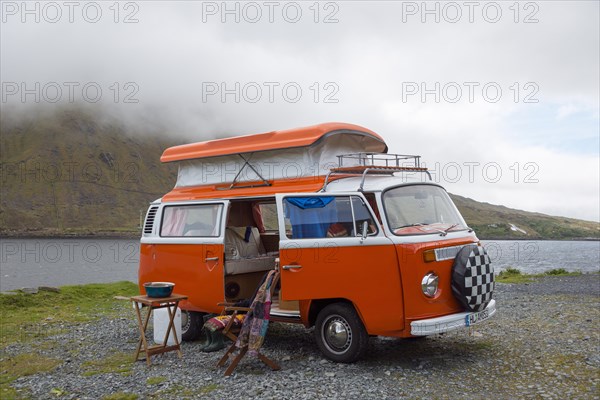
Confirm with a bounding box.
[323,316,352,353]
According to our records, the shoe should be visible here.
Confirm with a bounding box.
[202,331,226,352]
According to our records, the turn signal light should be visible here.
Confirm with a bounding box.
[423,249,436,263]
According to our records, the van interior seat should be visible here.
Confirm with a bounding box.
[225,227,266,259]
[224,202,276,275]
[225,227,275,275]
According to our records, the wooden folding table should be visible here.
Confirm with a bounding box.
[131,294,188,365]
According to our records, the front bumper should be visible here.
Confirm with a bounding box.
[410,299,496,336]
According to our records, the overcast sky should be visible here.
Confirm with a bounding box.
[1,1,599,221]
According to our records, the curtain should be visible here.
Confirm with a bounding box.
[285,197,336,239]
[252,202,266,233]
[161,207,188,236]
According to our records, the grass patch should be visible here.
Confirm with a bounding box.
[545,268,580,276]
[496,268,583,284]
[470,340,494,350]
[496,268,532,283]
[102,393,139,400]
[50,388,68,397]
[0,353,61,399]
[199,384,219,394]
[81,352,133,377]
[146,376,167,385]
[0,281,138,346]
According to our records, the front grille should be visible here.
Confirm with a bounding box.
[143,206,159,234]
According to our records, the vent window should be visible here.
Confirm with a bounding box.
[144,206,159,234]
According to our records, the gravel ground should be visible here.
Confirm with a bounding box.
[2,274,599,399]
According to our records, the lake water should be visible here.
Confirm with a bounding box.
[0,238,140,292]
[0,238,598,292]
[480,240,600,274]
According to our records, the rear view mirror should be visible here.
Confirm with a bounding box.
[414,191,428,200]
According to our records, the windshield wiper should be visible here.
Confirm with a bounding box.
[420,223,459,236]
[444,224,459,233]
[395,223,461,236]
[431,224,460,236]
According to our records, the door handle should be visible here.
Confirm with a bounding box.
[282,265,302,270]
[205,257,219,262]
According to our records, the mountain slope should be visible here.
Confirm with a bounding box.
[1,107,598,239]
[1,107,178,235]
[450,194,599,240]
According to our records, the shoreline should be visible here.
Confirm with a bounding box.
[1,233,597,241]
[0,232,140,240]
[2,270,598,294]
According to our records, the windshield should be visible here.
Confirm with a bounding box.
[383,185,468,236]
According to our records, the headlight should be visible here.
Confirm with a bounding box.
[421,273,439,297]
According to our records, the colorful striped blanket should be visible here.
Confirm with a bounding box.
[235,269,278,355]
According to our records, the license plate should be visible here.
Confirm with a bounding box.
[465,309,490,327]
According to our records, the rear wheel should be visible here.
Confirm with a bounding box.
[181,310,204,341]
[315,303,368,363]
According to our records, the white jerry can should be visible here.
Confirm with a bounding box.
[153,306,182,345]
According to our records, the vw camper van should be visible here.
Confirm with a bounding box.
[139,123,496,362]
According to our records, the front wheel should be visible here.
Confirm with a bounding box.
[314,303,368,363]
[181,310,204,341]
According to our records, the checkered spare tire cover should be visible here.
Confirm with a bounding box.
[451,245,494,311]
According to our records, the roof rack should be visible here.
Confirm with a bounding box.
[322,152,431,191]
[337,152,423,168]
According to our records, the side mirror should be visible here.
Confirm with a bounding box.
[360,221,369,242]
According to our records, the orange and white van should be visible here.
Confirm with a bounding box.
[139,123,496,362]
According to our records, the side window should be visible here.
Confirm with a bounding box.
[161,204,222,237]
[257,203,280,231]
[283,196,377,239]
[351,196,378,235]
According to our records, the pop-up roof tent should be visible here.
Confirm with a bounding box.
[161,123,388,189]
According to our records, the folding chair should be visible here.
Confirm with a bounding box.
[212,268,281,376]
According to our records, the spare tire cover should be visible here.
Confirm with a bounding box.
[451,245,494,311]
